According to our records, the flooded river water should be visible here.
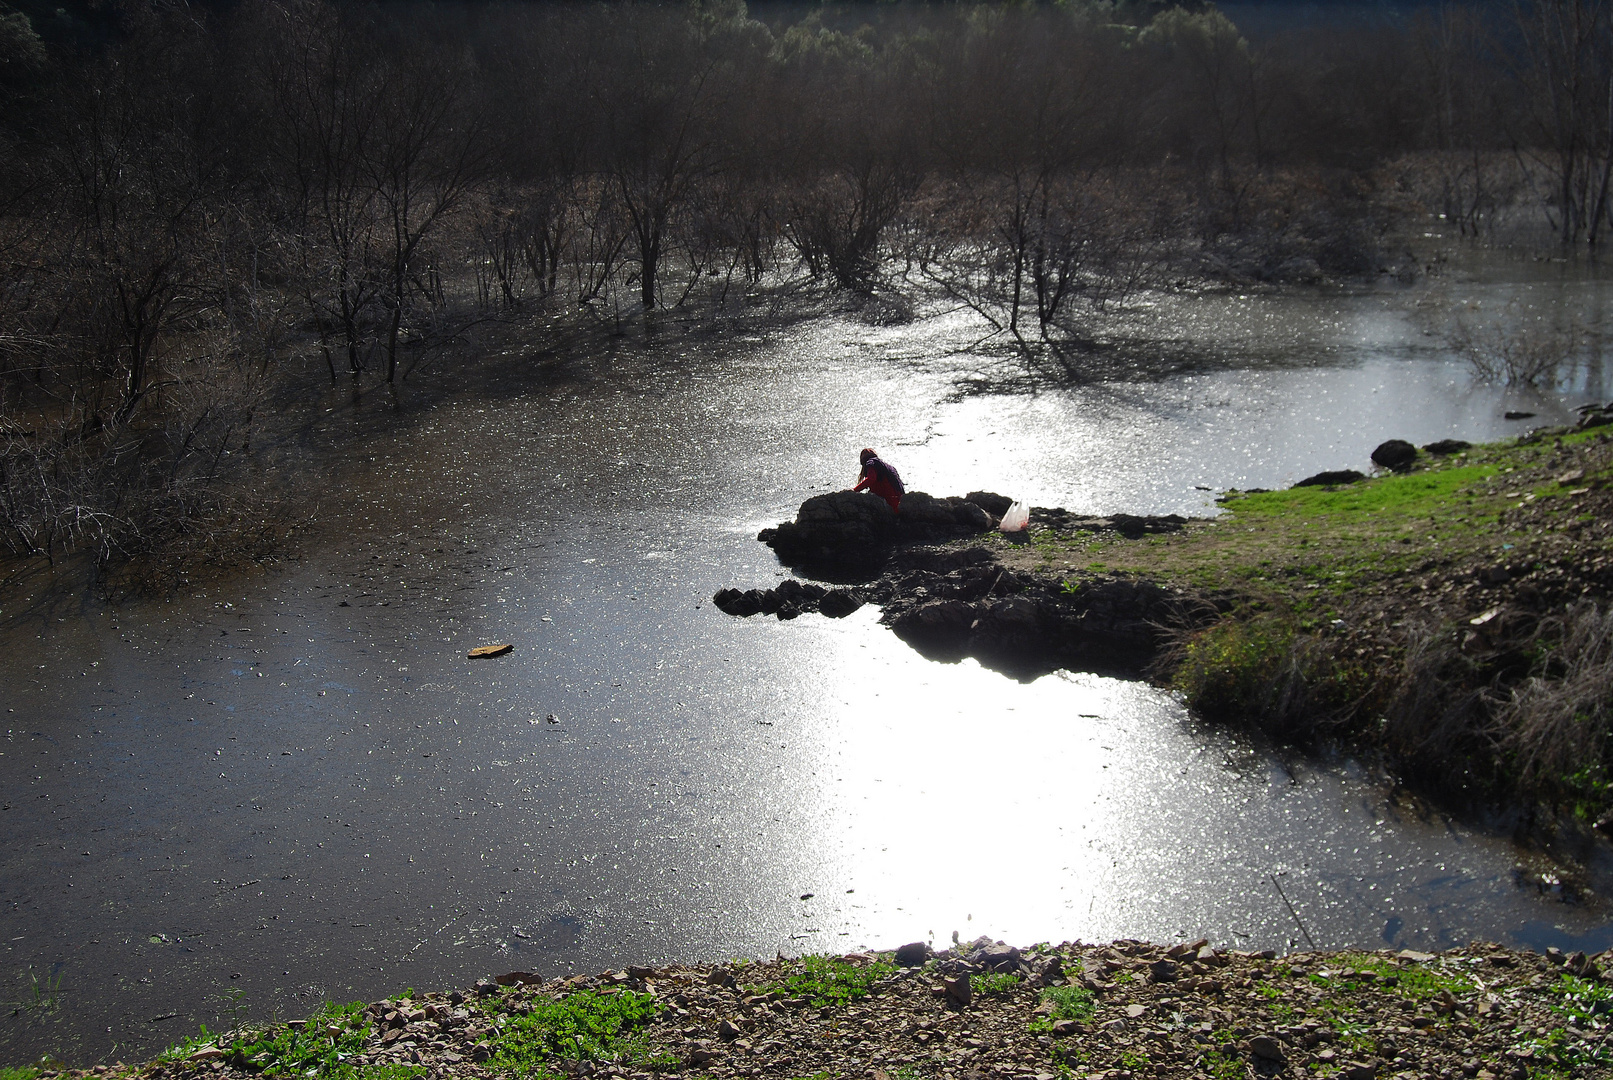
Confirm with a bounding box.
[6,259,1613,1063]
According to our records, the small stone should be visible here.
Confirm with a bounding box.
[944,974,972,1006]
[894,942,932,967]
[1371,439,1418,470]
[1248,1036,1285,1062]
[1424,439,1471,455]
[470,1042,492,1063]
[1294,469,1365,488]
[717,1020,743,1041]
[1125,1004,1146,1019]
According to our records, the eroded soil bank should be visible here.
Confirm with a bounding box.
[33,940,1613,1080]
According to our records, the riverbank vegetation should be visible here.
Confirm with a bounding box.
[18,943,1613,1079]
[2,0,1612,574]
[993,425,1613,821]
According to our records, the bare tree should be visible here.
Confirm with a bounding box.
[1510,0,1613,244]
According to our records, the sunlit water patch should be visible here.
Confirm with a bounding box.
[4,269,1613,1063]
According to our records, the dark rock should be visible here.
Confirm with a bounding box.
[1504,410,1536,420]
[1579,411,1613,430]
[716,1020,743,1041]
[1248,1036,1286,1062]
[1148,959,1179,982]
[1051,1019,1082,1038]
[1423,439,1471,455]
[713,588,763,617]
[760,490,1000,576]
[448,990,466,1005]
[1370,439,1418,471]
[473,979,500,996]
[894,942,933,967]
[944,973,972,1006]
[973,944,1023,971]
[817,590,864,618]
[965,491,1013,517]
[495,972,539,987]
[1294,469,1365,488]
[471,1043,492,1063]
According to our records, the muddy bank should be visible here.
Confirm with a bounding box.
[39,940,1612,1080]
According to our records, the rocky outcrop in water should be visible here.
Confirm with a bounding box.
[865,545,1213,677]
[712,579,865,620]
[1371,439,1418,471]
[724,493,1211,678]
[757,490,999,575]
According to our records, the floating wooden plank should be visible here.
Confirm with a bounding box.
[467,644,513,659]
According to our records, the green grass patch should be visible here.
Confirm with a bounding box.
[1116,1049,1149,1071]
[1511,974,1613,1075]
[484,989,669,1079]
[1032,432,1613,608]
[224,1002,394,1080]
[10,967,64,1015]
[160,1000,423,1080]
[1028,984,1095,1034]
[1039,984,1095,1021]
[0,1067,42,1080]
[1331,954,1475,999]
[971,971,1022,997]
[759,955,895,1008]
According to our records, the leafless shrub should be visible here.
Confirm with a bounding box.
[1438,298,1596,386]
[1379,622,1498,782]
[784,163,918,293]
[1494,603,1613,792]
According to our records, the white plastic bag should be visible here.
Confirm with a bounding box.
[998,499,1029,532]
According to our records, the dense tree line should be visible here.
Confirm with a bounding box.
[0,0,1607,569]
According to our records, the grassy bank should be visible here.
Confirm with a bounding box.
[9,943,1610,1080]
[990,428,1613,819]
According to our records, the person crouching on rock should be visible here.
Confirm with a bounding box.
[852,448,904,513]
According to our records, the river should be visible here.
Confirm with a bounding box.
[4,254,1613,1064]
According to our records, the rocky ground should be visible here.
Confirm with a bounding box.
[61,941,1613,1080]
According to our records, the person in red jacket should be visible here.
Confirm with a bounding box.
[852,448,904,513]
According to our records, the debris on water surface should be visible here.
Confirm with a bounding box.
[467,644,513,659]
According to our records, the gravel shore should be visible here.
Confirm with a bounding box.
[62,940,1613,1080]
